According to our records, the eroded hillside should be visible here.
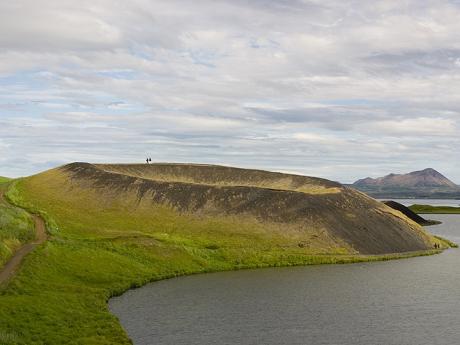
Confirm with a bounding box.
[96,163,342,194]
[55,162,437,255]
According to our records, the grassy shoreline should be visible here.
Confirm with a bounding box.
[410,204,460,214]
[0,176,454,344]
[434,235,459,248]
[106,248,448,313]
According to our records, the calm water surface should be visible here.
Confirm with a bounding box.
[378,198,460,207]
[110,214,460,345]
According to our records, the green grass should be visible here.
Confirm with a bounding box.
[409,204,460,214]
[434,236,459,248]
[0,170,449,344]
[0,177,11,184]
[0,181,35,269]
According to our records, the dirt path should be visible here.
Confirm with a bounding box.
[0,192,47,285]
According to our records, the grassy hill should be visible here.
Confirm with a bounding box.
[0,163,447,344]
[0,177,10,184]
[62,163,439,254]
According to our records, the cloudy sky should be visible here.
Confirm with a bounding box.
[1,0,459,183]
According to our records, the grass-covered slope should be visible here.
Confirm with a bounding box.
[65,163,437,254]
[0,163,444,344]
[0,181,34,269]
[0,177,10,184]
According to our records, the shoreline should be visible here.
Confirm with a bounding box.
[107,245,450,300]
[106,233,457,342]
[106,244,453,342]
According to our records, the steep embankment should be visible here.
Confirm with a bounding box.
[0,163,445,344]
[60,162,436,255]
[382,200,440,226]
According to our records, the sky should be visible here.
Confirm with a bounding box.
[1,0,459,183]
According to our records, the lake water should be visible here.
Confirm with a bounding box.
[110,214,460,345]
[378,198,460,207]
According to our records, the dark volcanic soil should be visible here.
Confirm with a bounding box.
[60,163,434,255]
[96,163,341,192]
[383,201,439,226]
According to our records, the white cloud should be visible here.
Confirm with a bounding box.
[370,117,456,136]
[0,0,459,183]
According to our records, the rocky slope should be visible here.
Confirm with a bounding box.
[382,200,439,226]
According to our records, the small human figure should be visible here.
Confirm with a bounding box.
[146,158,149,164]
[149,158,152,163]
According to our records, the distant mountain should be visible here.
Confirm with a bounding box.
[354,168,457,188]
[352,168,460,198]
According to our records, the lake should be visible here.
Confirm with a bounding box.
[378,198,460,207]
[110,214,460,345]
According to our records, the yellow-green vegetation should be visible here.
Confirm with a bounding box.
[409,204,460,214]
[434,236,459,248]
[0,181,34,269]
[0,177,10,184]
[0,164,448,344]
[98,163,342,194]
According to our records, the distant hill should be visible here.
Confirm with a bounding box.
[352,168,460,198]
